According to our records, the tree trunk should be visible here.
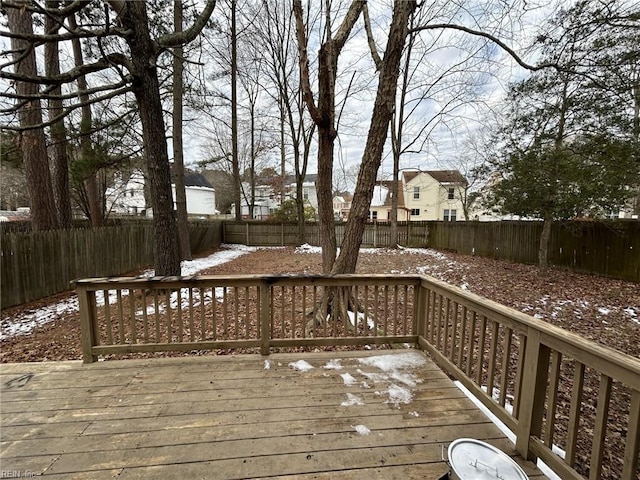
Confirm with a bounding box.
[7,3,58,231]
[45,0,73,229]
[231,0,241,221]
[390,152,400,247]
[173,0,192,261]
[123,2,180,276]
[69,11,103,227]
[538,216,552,267]
[316,42,340,272]
[249,100,256,220]
[294,0,365,273]
[333,1,416,275]
[304,1,417,334]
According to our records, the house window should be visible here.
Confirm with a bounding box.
[413,186,420,199]
[303,189,309,200]
[448,187,455,200]
[370,211,378,220]
[444,209,457,221]
[410,208,420,216]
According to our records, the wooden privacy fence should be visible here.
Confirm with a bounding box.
[222,221,430,248]
[1,221,223,309]
[223,220,640,281]
[426,220,640,281]
[75,273,640,480]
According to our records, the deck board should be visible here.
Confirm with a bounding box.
[1,350,548,479]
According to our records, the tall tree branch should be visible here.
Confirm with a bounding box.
[410,23,558,72]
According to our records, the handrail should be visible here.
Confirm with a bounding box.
[74,273,639,480]
[415,274,640,480]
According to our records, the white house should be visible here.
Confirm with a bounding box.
[237,174,319,220]
[106,170,147,215]
[106,168,218,217]
[368,170,467,222]
[287,174,319,212]
[333,194,352,220]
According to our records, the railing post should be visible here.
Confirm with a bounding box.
[413,283,424,338]
[260,281,271,355]
[622,389,640,480]
[515,329,550,460]
[77,285,99,364]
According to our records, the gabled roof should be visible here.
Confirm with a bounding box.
[285,174,318,185]
[402,170,467,186]
[170,166,214,189]
[426,170,467,185]
[402,171,420,183]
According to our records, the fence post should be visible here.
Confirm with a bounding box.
[77,284,99,363]
[260,281,271,355]
[515,329,550,460]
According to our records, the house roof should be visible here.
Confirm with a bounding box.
[401,170,467,186]
[285,174,318,185]
[171,166,214,189]
[426,170,468,185]
[371,185,389,207]
[403,171,420,183]
[380,181,405,208]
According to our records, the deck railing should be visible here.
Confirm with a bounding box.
[75,274,639,480]
[415,276,640,480]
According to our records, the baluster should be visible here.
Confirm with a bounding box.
[589,374,612,480]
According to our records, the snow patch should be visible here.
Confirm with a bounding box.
[295,243,322,254]
[385,383,413,407]
[340,372,358,386]
[347,310,375,330]
[323,359,343,370]
[351,424,371,435]
[289,360,314,372]
[341,393,364,406]
[357,351,427,371]
[264,360,271,370]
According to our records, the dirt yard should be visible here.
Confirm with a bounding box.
[1,245,638,362]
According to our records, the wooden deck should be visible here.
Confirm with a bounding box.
[1,350,548,479]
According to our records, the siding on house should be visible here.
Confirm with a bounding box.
[369,171,467,222]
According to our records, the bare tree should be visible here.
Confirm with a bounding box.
[5,1,58,231]
[173,0,192,261]
[294,0,366,272]
[67,9,103,227]
[44,0,72,228]
[256,0,315,242]
[293,0,418,330]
